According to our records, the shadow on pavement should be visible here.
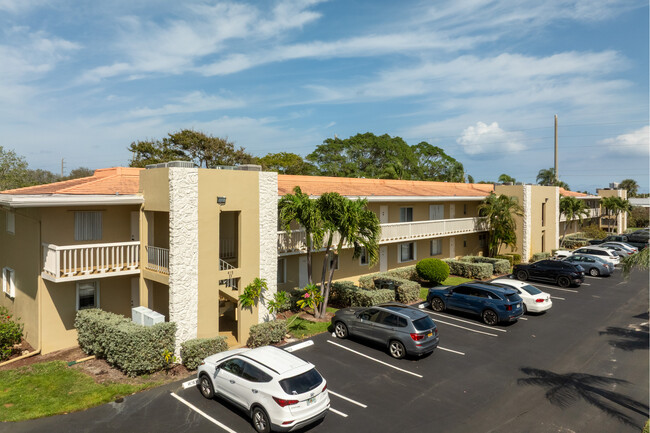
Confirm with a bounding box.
[599,324,649,351]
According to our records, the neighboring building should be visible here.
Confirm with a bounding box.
[597,188,628,234]
[629,197,650,208]
[0,166,627,356]
[558,188,602,237]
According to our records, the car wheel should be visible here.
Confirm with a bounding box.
[198,374,214,399]
[431,297,445,312]
[516,270,528,281]
[388,340,406,359]
[334,321,349,339]
[251,407,271,433]
[589,267,600,277]
[482,309,499,326]
[558,276,570,288]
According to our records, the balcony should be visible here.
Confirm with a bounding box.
[42,241,140,283]
[560,208,601,222]
[277,217,486,254]
[145,246,169,274]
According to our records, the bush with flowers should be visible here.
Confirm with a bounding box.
[0,306,23,361]
[295,284,324,315]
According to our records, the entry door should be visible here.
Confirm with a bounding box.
[449,204,455,219]
[130,212,140,241]
[430,205,444,220]
[379,246,387,272]
[449,238,456,258]
[379,205,388,224]
[130,277,140,308]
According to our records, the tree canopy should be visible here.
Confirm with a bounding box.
[258,152,316,175]
[0,146,31,191]
[478,193,524,256]
[536,167,570,190]
[559,196,589,246]
[619,179,639,197]
[307,133,465,182]
[128,129,254,168]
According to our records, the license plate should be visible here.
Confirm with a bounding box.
[307,397,316,405]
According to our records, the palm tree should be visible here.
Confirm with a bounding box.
[601,197,632,233]
[278,186,323,286]
[622,247,649,279]
[498,173,516,184]
[559,196,590,246]
[315,193,380,319]
[478,193,524,256]
[619,179,639,198]
[536,167,556,186]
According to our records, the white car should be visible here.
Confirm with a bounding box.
[490,279,552,314]
[571,246,620,266]
[197,346,330,432]
[600,242,638,254]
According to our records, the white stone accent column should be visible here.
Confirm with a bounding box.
[522,185,532,262]
[168,168,199,355]
[554,187,560,249]
[258,172,278,322]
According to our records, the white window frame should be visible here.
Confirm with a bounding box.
[398,242,417,263]
[399,207,413,222]
[359,247,369,266]
[277,258,287,284]
[74,211,103,241]
[2,267,15,298]
[430,239,442,256]
[6,212,15,235]
[76,281,100,311]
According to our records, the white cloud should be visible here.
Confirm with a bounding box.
[128,91,245,118]
[456,122,525,155]
[601,126,649,155]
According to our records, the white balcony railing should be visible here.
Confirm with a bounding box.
[277,217,486,254]
[560,208,601,222]
[145,246,169,274]
[42,241,140,282]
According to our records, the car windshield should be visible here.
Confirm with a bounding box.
[279,368,323,395]
[520,284,542,295]
[412,316,436,331]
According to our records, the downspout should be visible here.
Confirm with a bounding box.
[0,217,42,367]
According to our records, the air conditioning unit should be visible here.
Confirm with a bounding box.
[131,306,149,325]
[143,309,165,326]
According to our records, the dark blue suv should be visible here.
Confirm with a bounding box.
[427,282,523,325]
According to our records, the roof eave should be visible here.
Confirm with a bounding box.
[0,194,144,208]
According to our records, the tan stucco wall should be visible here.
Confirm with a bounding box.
[0,209,41,350]
[529,186,558,254]
[140,168,170,212]
[374,200,482,223]
[494,185,526,257]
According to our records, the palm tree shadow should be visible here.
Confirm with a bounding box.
[599,324,649,351]
[518,367,649,428]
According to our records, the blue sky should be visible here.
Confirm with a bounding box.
[1,0,648,194]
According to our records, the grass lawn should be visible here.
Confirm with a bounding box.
[419,275,475,300]
[287,307,338,339]
[0,361,162,422]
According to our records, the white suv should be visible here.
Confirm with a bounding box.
[571,246,620,266]
[197,346,330,432]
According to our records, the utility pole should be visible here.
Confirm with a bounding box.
[61,158,65,178]
[554,114,558,183]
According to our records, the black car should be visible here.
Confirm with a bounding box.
[513,259,585,287]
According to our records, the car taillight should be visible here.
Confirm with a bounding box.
[273,397,299,407]
[322,383,327,392]
[535,298,544,303]
[506,305,512,311]
[410,333,425,341]
[282,421,294,425]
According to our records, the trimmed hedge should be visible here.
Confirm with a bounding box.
[531,252,551,262]
[495,255,514,266]
[331,282,395,307]
[459,256,510,275]
[247,320,287,348]
[506,253,522,265]
[180,336,228,370]
[75,309,176,377]
[358,273,420,304]
[443,259,492,280]
[416,258,450,284]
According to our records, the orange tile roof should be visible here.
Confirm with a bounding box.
[559,188,593,198]
[1,167,143,195]
[278,175,495,197]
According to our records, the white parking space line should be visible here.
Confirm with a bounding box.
[329,408,348,417]
[531,284,578,293]
[519,317,528,320]
[284,340,314,352]
[426,311,508,332]
[328,390,367,408]
[437,346,465,356]
[170,393,238,433]
[551,296,565,300]
[430,317,499,337]
[326,340,423,378]
[581,283,591,286]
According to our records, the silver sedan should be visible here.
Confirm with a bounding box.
[562,254,613,277]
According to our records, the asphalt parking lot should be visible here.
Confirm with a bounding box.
[5,270,649,433]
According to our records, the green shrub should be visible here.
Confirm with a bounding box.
[416,259,450,284]
[247,320,287,348]
[394,282,420,304]
[384,266,418,281]
[331,282,395,307]
[0,307,23,361]
[459,256,510,275]
[507,254,522,265]
[75,309,176,376]
[563,239,588,249]
[582,224,607,240]
[531,252,551,262]
[268,291,293,314]
[495,255,514,266]
[443,259,492,280]
[180,337,228,370]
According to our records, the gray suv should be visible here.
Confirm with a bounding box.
[332,303,439,359]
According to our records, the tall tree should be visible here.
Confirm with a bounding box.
[128,138,187,167]
[0,146,31,191]
[478,193,524,256]
[536,167,570,190]
[559,196,590,246]
[66,167,94,179]
[258,152,316,175]
[278,186,324,286]
[619,179,639,198]
[601,196,631,233]
[498,173,516,184]
[316,193,380,319]
[412,141,465,182]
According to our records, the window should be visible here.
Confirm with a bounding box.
[242,362,272,383]
[399,242,416,262]
[359,247,368,266]
[463,204,467,215]
[452,286,471,295]
[6,212,15,235]
[541,202,546,227]
[2,267,15,298]
[76,281,100,310]
[220,358,245,376]
[277,258,286,284]
[75,211,102,241]
[479,233,487,248]
[429,205,444,220]
[382,314,407,327]
[400,207,413,222]
[360,308,383,322]
[463,237,467,248]
[430,239,442,256]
